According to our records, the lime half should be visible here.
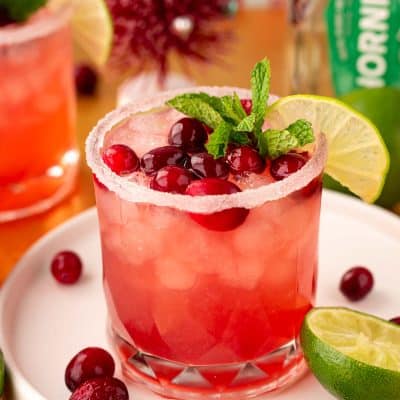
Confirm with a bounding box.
[266,95,390,203]
[50,0,113,66]
[301,307,400,400]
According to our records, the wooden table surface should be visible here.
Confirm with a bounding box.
[0,7,295,283]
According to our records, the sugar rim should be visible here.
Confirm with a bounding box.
[0,5,71,46]
[85,86,328,213]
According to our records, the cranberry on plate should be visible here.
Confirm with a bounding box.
[340,266,374,301]
[69,377,129,400]
[51,251,82,285]
[65,347,115,391]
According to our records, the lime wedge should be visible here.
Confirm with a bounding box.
[301,307,400,400]
[266,95,390,203]
[49,0,113,66]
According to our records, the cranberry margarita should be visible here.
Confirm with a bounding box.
[86,84,327,398]
[0,6,77,222]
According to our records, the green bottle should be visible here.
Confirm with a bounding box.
[290,0,400,212]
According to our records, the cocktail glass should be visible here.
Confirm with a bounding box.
[86,87,327,399]
[0,6,78,222]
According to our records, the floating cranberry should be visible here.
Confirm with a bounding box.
[150,166,192,194]
[185,178,249,231]
[227,146,265,175]
[141,146,186,175]
[240,99,252,115]
[390,317,400,325]
[340,266,374,301]
[190,152,229,179]
[74,64,98,96]
[65,347,115,392]
[69,377,129,400]
[102,144,139,176]
[51,251,82,285]
[168,117,208,152]
[270,152,307,181]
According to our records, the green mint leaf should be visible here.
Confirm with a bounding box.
[251,58,271,133]
[257,132,269,157]
[232,92,247,120]
[167,94,224,130]
[235,113,255,132]
[286,119,315,146]
[205,122,232,158]
[0,0,47,21]
[264,129,300,159]
[219,96,244,124]
[230,131,250,145]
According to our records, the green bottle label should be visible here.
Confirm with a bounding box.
[325,0,400,96]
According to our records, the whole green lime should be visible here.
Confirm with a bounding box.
[324,87,400,210]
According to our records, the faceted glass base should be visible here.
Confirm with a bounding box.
[110,329,307,399]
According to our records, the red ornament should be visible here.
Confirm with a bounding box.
[106,0,235,76]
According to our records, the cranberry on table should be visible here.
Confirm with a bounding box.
[340,266,374,301]
[102,144,139,176]
[390,317,400,325]
[51,251,82,285]
[240,99,252,115]
[74,64,98,96]
[190,152,229,179]
[65,347,115,391]
[270,152,307,181]
[150,165,192,194]
[69,377,129,400]
[168,117,208,152]
[185,178,249,231]
[227,145,265,175]
[141,145,186,175]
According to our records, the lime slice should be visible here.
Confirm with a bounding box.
[266,95,390,203]
[301,307,400,400]
[49,0,113,66]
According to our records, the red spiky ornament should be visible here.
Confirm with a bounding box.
[106,0,237,76]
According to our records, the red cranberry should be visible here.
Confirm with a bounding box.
[340,266,374,301]
[102,144,139,176]
[240,99,252,115]
[390,317,400,325]
[65,347,115,392]
[69,377,128,400]
[75,64,98,96]
[51,251,82,285]
[150,166,192,194]
[185,178,249,231]
[168,118,208,152]
[270,152,307,181]
[190,152,229,179]
[141,146,186,175]
[227,146,265,175]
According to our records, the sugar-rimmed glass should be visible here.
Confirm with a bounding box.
[86,87,327,399]
[0,6,78,222]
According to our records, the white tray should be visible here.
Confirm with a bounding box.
[1,190,400,400]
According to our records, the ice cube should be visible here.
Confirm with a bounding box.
[155,257,197,290]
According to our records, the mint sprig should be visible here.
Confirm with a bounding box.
[0,0,47,22]
[166,58,315,160]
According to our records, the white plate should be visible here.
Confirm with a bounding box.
[1,190,400,400]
